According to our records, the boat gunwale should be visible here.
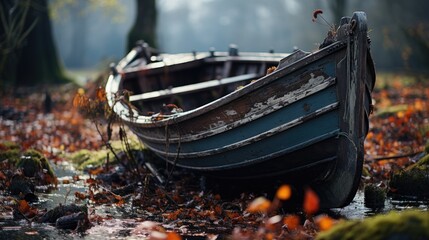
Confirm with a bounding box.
[106,40,348,127]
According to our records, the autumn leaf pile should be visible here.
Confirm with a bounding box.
[363,74,429,185]
[0,89,104,155]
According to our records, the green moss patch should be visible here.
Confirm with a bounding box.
[389,152,429,197]
[68,139,142,170]
[0,141,21,164]
[69,149,110,170]
[316,210,429,240]
[16,149,56,179]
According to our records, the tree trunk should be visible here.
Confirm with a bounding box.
[328,0,347,25]
[13,0,70,86]
[127,0,157,52]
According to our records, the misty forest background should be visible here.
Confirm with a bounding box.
[1,0,429,87]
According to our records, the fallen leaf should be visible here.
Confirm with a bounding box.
[166,232,182,240]
[246,196,271,213]
[283,214,300,231]
[276,184,292,200]
[316,215,335,231]
[303,188,319,215]
[18,200,30,214]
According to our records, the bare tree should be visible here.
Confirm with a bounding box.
[1,0,70,87]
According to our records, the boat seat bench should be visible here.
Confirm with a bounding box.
[129,73,258,102]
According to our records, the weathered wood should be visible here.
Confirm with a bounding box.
[129,73,258,102]
[106,12,375,209]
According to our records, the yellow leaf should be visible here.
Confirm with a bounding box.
[276,184,292,200]
[316,215,335,231]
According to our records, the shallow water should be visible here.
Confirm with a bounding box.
[1,161,428,239]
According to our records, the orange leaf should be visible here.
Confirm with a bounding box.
[166,232,182,240]
[75,191,87,200]
[303,188,319,215]
[18,200,30,214]
[276,184,292,200]
[414,99,424,111]
[316,215,335,231]
[96,87,107,102]
[73,93,81,108]
[283,214,300,231]
[88,167,104,176]
[247,196,271,213]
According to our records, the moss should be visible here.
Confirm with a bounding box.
[68,139,142,170]
[412,153,429,170]
[362,166,371,178]
[375,104,408,117]
[69,149,109,170]
[16,149,55,179]
[0,148,21,163]
[364,184,386,209]
[390,168,429,197]
[389,153,429,197]
[0,141,20,150]
[316,210,429,240]
[0,141,21,163]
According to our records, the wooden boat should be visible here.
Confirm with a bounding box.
[106,12,375,208]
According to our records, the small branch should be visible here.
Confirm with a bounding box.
[369,151,424,162]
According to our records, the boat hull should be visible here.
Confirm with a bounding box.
[106,12,375,208]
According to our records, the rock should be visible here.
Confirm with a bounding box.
[389,152,429,198]
[56,212,90,231]
[0,141,21,164]
[316,210,429,240]
[16,149,56,181]
[9,174,38,202]
[364,184,385,209]
[39,204,88,224]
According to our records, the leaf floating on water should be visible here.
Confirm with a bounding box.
[25,231,39,235]
[17,199,38,218]
[18,200,30,214]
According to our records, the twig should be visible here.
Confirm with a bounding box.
[369,151,423,161]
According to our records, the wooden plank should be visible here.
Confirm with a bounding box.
[129,73,258,102]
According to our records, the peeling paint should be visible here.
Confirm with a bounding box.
[244,74,332,119]
[209,121,227,130]
[225,110,238,116]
